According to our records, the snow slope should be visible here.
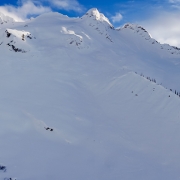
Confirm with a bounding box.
[0,9,180,180]
[0,13,15,25]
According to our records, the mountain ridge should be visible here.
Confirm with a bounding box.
[0,8,180,180]
[0,9,179,55]
[0,12,15,24]
[0,8,180,90]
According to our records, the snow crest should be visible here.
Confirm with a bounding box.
[82,8,113,28]
[0,12,14,24]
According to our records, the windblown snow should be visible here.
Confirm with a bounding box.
[0,8,180,180]
[0,13,14,25]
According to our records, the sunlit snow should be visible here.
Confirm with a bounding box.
[0,8,180,180]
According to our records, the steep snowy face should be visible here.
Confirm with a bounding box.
[77,8,114,45]
[118,23,180,56]
[0,12,15,24]
[82,8,113,28]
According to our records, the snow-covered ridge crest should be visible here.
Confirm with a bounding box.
[120,23,152,38]
[118,23,180,55]
[82,8,113,28]
[0,12,15,24]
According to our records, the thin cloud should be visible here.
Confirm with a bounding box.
[0,0,84,22]
[169,0,180,8]
[0,1,51,21]
[50,0,84,12]
[20,0,84,12]
[111,13,123,23]
[141,11,180,47]
[169,0,180,3]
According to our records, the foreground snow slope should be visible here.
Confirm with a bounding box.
[0,9,180,180]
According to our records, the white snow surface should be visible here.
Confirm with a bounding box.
[0,13,15,24]
[0,9,180,180]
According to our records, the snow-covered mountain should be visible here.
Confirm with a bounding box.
[0,8,180,180]
[0,12,15,25]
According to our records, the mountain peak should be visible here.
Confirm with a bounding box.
[0,12,15,24]
[82,8,113,28]
[86,8,101,17]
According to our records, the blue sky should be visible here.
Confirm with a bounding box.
[0,0,180,47]
[81,0,179,26]
[0,0,178,25]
